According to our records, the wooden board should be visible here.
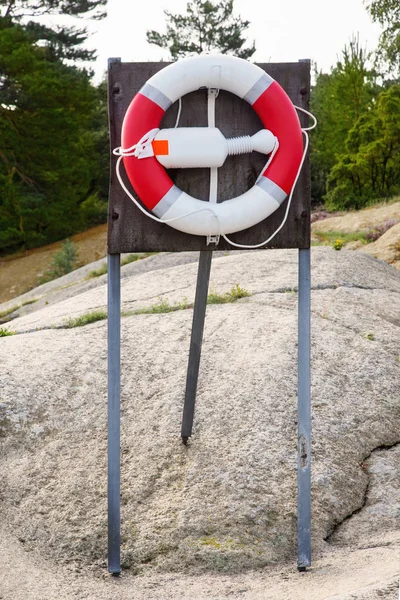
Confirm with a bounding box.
[107,60,311,253]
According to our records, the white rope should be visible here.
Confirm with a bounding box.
[221,131,309,249]
[220,105,316,249]
[112,128,159,159]
[295,105,317,131]
[174,97,182,128]
[114,154,222,226]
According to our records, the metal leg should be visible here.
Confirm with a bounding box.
[107,253,121,574]
[297,247,311,570]
[181,250,213,443]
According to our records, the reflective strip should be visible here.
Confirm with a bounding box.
[256,177,287,205]
[153,185,182,218]
[243,73,274,105]
[139,83,172,111]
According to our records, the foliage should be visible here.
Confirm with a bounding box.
[0,0,107,61]
[365,218,398,241]
[313,230,369,246]
[365,0,400,73]
[88,262,108,278]
[0,297,37,319]
[310,37,380,204]
[332,239,344,251]
[40,239,79,282]
[0,305,19,319]
[207,284,250,304]
[0,19,108,254]
[121,252,156,266]
[63,309,107,328]
[87,254,156,279]
[133,297,187,315]
[325,85,400,210]
[133,285,251,315]
[146,0,255,60]
[0,326,14,336]
[363,332,375,341]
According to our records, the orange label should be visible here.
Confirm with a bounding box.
[152,139,169,155]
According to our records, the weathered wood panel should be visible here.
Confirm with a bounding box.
[107,60,311,253]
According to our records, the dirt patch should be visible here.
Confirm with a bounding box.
[0,225,107,304]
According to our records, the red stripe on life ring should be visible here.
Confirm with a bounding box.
[121,93,174,210]
[252,81,303,195]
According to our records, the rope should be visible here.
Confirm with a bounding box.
[220,105,317,249]
[112,128,159,159]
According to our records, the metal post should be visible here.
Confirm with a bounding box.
[181,250,213,443]
[107,253,121,574]
[297,247,311,570]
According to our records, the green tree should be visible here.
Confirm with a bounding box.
[365,0,400,72]
[0,20,102,252]
[0,0,107,61]
[310,37,379,203]
[0,1,109,253]
[146,0,255,60]
[325,85,400,209]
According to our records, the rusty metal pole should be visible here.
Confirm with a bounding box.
[181,250,212,443]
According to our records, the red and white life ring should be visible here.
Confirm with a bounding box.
[120,54,303,237]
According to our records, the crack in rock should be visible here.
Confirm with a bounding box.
[324,440,400,543]
[271,283,400,294]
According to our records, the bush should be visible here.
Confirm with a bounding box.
[40,239,79,283]
[79,193,108,227]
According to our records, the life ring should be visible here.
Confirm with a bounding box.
[120,54,303,237]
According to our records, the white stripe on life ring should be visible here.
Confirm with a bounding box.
[141,55,268,106]
[152,180,284,236]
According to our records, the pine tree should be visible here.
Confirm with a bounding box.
[310,37,379,203]
[0,2,108,253]
[0,0,107,61]
[146,0,255,60]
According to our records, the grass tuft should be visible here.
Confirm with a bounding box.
[133,297,191,315]
[22,297,39,306]
[0,305,19,319]
[207,284,251,304]
[63,310,108,328]
[121,252,156,266]
[133,285,251,315]
[0,297,39,321]
[58,285,251,325]
[87,253,157,279]
[313,230,369,246]
[0,327,15,337]
[88,263,108,278]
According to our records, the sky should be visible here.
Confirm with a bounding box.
[86,0,383,82]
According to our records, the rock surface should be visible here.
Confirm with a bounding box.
[311,201,400,234]
[362,221,400,270]
[1,248,399,598]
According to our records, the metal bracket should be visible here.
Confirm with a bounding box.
[206,88,220,246]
